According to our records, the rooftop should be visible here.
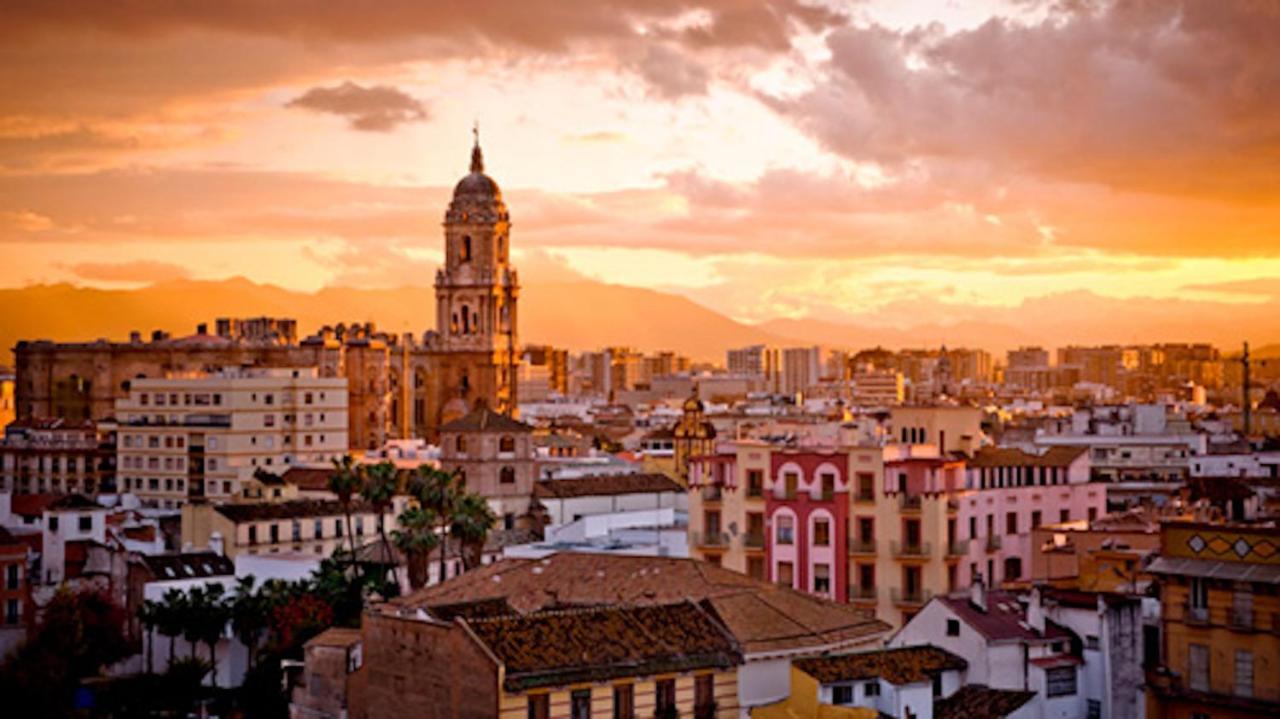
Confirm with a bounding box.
[935,685,1036,719]
[462,601,740,692]
[937,590,1074,643]
[383,553,890,654]
[794,646,967,685]
[965,445,1087,468]
[440,406,531,434]
[533,473,682,499]
[214,498,376,523]
[140,551,234,580]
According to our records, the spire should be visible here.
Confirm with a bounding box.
[470,121,484,173]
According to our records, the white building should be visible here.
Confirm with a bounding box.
[115,368,348,507]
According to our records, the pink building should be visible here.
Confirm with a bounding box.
[765,451,849,602]
[957,446,1104,587]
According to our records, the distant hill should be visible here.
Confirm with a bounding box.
[0,277,798,363]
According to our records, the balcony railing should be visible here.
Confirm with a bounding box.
[854,490,875,503]
[891,587,932,606]
[701,486,723,503]
[693,531,730,548]
[848,585,878,602]
[899,494,922,512]
[1184,601,1209,625]
[742,532,766,549]
[947,539,970,556]
[891,540,931,558]
[986,534,1003,552]
[848,538,878,554]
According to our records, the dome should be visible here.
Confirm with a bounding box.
[446,136,508,223]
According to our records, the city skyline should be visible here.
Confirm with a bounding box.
[4,0,1279,335]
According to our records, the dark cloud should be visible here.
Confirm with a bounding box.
[286,81,428,131]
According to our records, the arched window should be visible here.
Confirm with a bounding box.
[499,466,515,484]
[415,369,427,389]
[499,436,515,453]
[456,435,467,453]
[461,305,471,334]
[461,236,472,262]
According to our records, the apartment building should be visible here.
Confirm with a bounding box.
[0,526,33,657]
[957,446,1107,589]
[114,368,348,507]
[1147,521,1280,718]
[181,498,401,560]
[0,418,115,496]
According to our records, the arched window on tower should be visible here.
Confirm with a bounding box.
[472,310,480,334]
[499,436,515,453]
[497,235,505,261]
[461,305,471,334]
[461,236,472,262]
[499,466,515,484]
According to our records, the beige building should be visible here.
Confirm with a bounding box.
[182,497,401,560]
[439,406,536,527]
[115,368,348,507]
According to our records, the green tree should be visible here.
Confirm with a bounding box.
[230,575,269,670]
[138,599,159,674]
[450,492,496,572]
[362,461,400,587]
[183,583,230,687]
[328,454,365,571]
[412,464,460,583]
[393,506,440,590]
[156,587,189,667]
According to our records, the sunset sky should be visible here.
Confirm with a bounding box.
[3,0,1279,330]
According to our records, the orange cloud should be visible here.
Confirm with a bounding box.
[287,82,428,132]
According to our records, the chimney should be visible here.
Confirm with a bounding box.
[196,322,208,335]
[970,572,987,612]
[129,331,142,344]
[1027,585,1046,634]
[207,531,224,556]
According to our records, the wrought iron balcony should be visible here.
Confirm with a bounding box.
[985,534,1003,551]
[1183,601,1209,625]
[693,531,730,548]
[848,585,878,602]
[891,587,932,606]
[742,532,766,549]
[848,537,878,554]
[700,485,723,503]
[891,540,931,558]
[899,494,922,512]
[947,539,970,556]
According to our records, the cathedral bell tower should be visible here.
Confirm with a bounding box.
[433,129,519,425]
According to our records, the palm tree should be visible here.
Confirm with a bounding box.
[184,583,230,687]
[230,575,268,670]
[156,588,188,668]
[450,493,496,572]
[392,507,440,590]
[138,599,159,674]
[329,455,365,569]
[362,461,400,588]
[412,465,460,584]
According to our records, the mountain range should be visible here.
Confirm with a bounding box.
[2,277,1277,364]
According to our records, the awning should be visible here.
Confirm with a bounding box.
[1146,556,1280,584]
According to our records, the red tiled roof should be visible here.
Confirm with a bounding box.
[794,646,966,685]
[936,685,1036,719]
[10,493,60,517]
[533,473,682,499]
[385,553,890,654]
[441,407,531,433]
[937,591,1074,643]
[462,601,740,692]
[965,446,1087,469]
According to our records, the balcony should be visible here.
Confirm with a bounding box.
[947,539,970,556]
[848,585,878,602]
[899,494,922,513]
[693,531,730,549]
[891,540,931,558]
[1230,607,1254,631]
[1183,601,1209,625]
[891,587,933,606]
[854,490,876,504]
[700,486,723,503]
[985,534,1002,552]
[848,538,878,555]
[742,532,766,550]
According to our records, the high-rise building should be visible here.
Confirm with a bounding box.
[727,345,782,393]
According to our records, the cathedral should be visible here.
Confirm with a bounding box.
[15,135,520,447]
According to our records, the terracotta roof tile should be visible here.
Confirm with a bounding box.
[965,446,1086,468]
[441,407,531,433]
[215,499,376,522]
[794,646,967,685]
[936,685,1036,719]
[937,591,1074,643]
[387,553,890,654]
[461,601,740,692]
[533,473,682,499]
[10,493,61,517]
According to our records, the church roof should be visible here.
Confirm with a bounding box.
[440,406,531,434]
[447,132,507,222]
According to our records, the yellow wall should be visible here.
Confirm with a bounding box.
[499,669,739,718]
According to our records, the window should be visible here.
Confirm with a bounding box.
[856,472,874,501]
[1088,507,1098,521]
[500,466,516,484]
[813,518,830,546]
[784,471,799,499]
[813,564,831,595]
[5,599,17,625]
[1086,635,1099,651]
[1045,666,1077,697]
[747,469,764,497]
[1031,510,1042,529]
[269,524,279,543]
[499,435,516,453]
[613,684,634,719]
[776,516,794,544]
[858,517,874,544]
[777,561,794,586]
[1188,643,1209,692]
[1059,508,1070,522]
[356,517,365,535]
[747,557,765,580]
[1004,556,1022,580]
[292,520,302,542]
[656,678,676,715]
[695,673,715,718]
[864,681,880,697]
[1188,578,1209,622]
[6,565,18,590]
[1087,699,1101,719]
[526,694,549,719]
[832,685,853,705]
[1235,649,1253,698]
[48,517,59,533]
[946,619,960,637]
[248,525,258,545]
[570,689,591,719]
[78,514,92,532]
[334,519,343,537]
[820,473,835,499]
[1006,511,1017,534]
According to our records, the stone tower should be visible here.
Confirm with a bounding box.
[433,130,520,427]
